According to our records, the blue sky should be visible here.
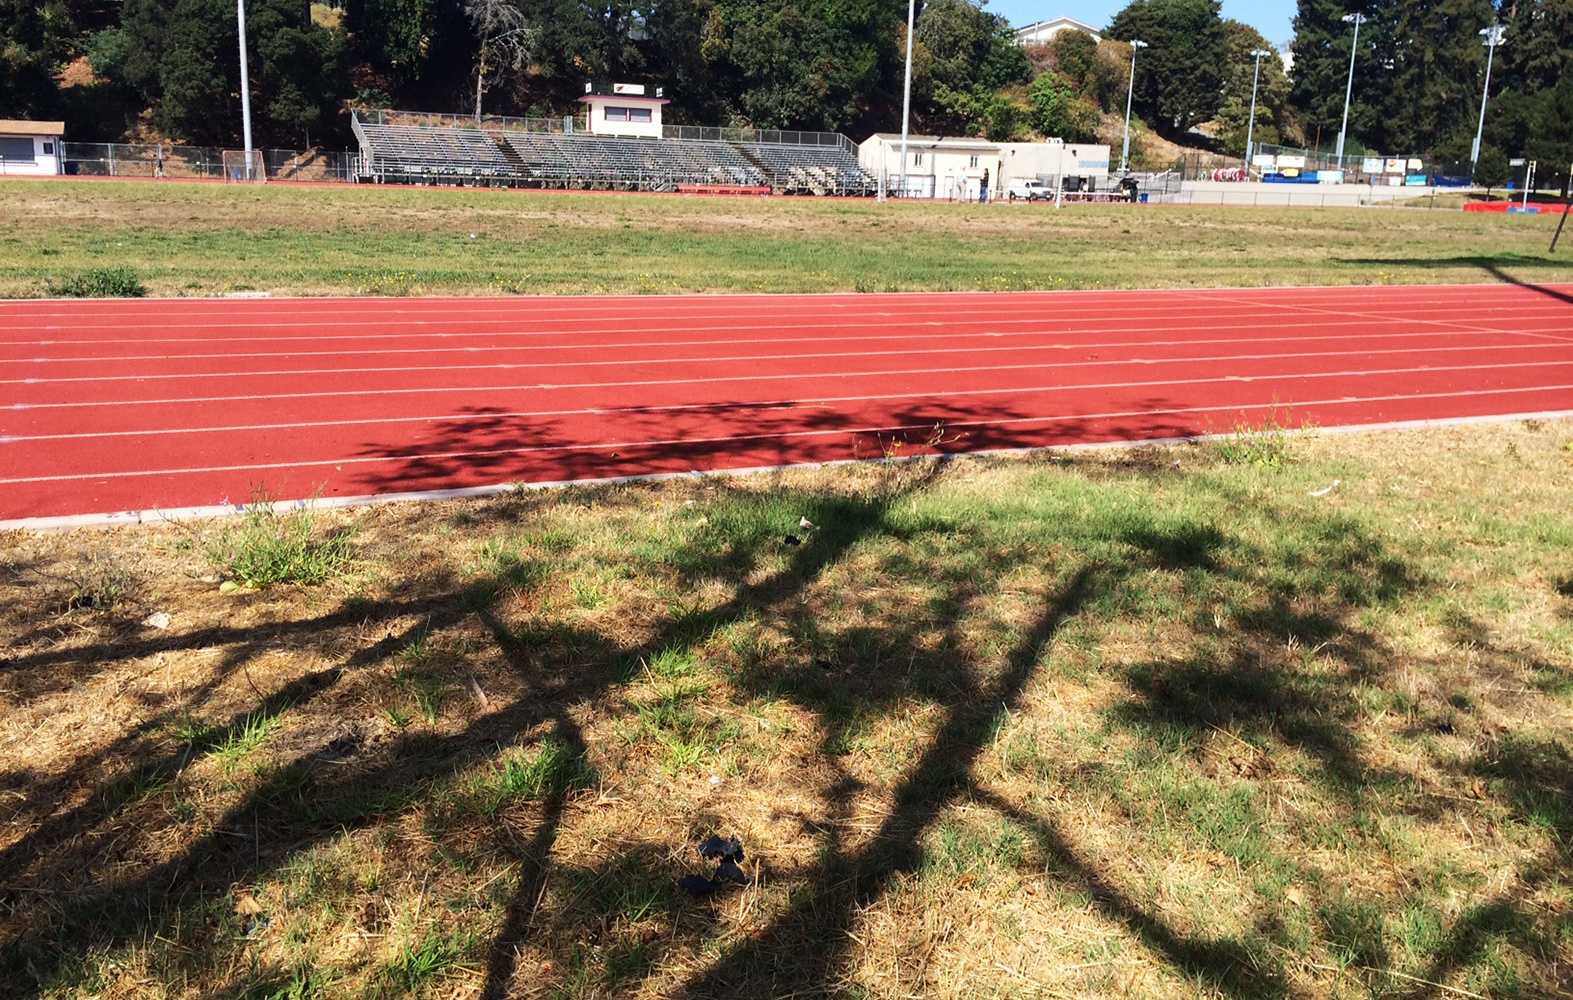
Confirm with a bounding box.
[992,1,1299,48]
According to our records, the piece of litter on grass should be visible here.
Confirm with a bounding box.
[783,534,802,546]
[468,675,489,708]
[798,516,816,530]
[708,774,721,786]
[141,611,172,630]
[680,835,750,896]
[698,835,744,862]
[1307,479,1342,498]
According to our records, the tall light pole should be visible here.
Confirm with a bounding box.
[896,0,915,200]
[1244,48,1272,172]
[1119,39,1148,176]
[1334,12,1366,165]
[1472,23,1506,174]
[237,0,254,179]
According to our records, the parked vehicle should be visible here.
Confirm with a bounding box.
[1007,178,1053,201]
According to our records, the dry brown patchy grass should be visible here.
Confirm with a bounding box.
[1,421,1570,998]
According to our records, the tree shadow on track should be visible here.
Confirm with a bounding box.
[1332,256,1573,307]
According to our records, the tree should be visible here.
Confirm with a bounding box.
[697,0,906,134]
[0,0,76,118]
[1382,0,1495,155]
[1220,20,1289,153]
[1107,0,1228,134]
[464,0,534,117]
[110,0,347,145]
[1027,71,1099,142]
[1473,142,1509,190]
[1049,29,1098,91]
[1288,0,1390,153]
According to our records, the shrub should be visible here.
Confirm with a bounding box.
[45,266,147,298]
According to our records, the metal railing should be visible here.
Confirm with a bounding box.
[363,108,591,134]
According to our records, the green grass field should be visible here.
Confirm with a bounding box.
[2,177,1571,297]
[3,422,1570,997]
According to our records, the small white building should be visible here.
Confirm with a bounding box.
[578,82,669,139]
[858,133,1110,199]
[1014,16,1101,47]
[0,120,65,176]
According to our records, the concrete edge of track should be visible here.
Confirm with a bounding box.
[8,407,1570,533]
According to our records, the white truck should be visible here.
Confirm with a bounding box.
[1006,178,1054,202]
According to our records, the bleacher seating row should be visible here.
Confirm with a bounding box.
[354,119,876,195]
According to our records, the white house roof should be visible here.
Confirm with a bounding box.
[1013,16,1102,42]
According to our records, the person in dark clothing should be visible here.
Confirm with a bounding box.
[980,166,990,203]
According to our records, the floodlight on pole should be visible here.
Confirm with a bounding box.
[237,0,253,179]
[1334,13,1366,165]
[1471,24,1506,174]
[1244,49,1272,172]
[895,0,915,201]
[1119,39,1148,176]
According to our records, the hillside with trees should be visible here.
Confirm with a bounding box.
[0,0,1567,188]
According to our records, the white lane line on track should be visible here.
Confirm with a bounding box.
[1199,288,1573,345]
[7,381,1572,485]
[7,339,1570,388]
[5,293,1567,336]
[9,358,1571,413]
[8,301,1569,348]
[8,320,1570,366]
[1,280,1563,320]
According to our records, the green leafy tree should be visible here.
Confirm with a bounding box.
[0,0,76,117]
[1219,21,1288,153]
[1288,0,1391,153]
[1107,0,1228,134]
[1382,0,1495,155]
[1049,29,1098,91]
[112,0,347,145]
[1027,70,1100,142]
[698,0,905,133]
[1473,142,1509,189]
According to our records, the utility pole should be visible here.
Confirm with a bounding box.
[1119,39,1148,176]
[1472,24,1506,174]
[1335,13,1366,166]
[895,0,915,201]
[1244,48,1271,172]
[237,0,254,179]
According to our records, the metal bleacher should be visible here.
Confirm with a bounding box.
[737,142,876,196]
[352,110,875,195]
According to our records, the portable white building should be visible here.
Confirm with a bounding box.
[0,121,64,176]
[857,134,1110,199]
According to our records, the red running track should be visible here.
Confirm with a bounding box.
[3,283,1573,526]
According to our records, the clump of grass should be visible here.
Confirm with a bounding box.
[1214,420,1293,469]
[382,930,472,994]
[45,266,146,298]
[54,548,142,612]
[471,739,596,816]
[209,709,284,772]
[204,497,354,587]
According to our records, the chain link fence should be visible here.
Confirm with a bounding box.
[61,142,360,182]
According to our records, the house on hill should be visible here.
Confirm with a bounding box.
[1013,16,1102,46]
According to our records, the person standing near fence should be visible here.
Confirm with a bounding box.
[980,166,990,204]
[154,143,164,178]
